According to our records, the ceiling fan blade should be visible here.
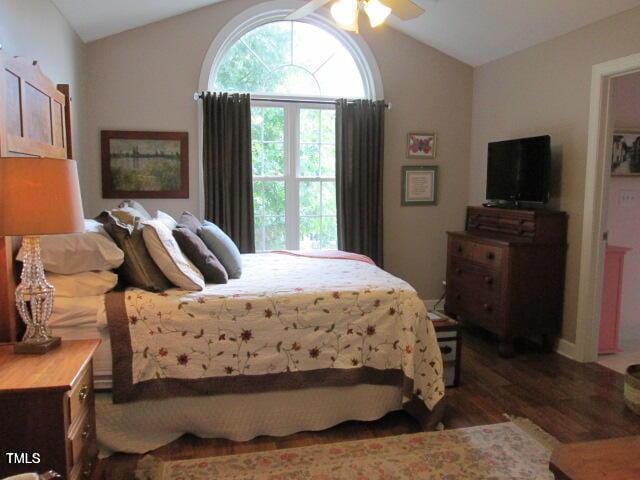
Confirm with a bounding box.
[285,0,333,20]
[380,0,425,21]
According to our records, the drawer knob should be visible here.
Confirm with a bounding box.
[456,268,463,275]
[483,304,493,313]
[455,293,462,300]
[484,276,493,285]
[82,460,93,479]
[486,252,495,260]
[79,385,90,402]
[81,423,91,440]
[457,245,463,253]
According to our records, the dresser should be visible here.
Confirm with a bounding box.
[0,340,100,479]
[445,207,567,357]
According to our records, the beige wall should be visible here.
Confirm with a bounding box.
[469,6,640,343]
[0,0,86,200]
[82,0,473,300]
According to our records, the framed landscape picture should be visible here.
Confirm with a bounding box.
[402,165,438,206]
[407,132,436,159]
[101,130,189,198]
[611,130,640,176]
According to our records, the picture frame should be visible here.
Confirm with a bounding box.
[407,132,437,159]
[402,165,438,206]
[101,130,189,199]
[611,129,640,176]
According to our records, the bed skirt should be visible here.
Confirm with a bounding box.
[97,384,411,455]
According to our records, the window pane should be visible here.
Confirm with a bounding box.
[322,181,336,216]
[320,144,335,177]
[300,181,321,216]
[252,107,285,177]
[299,216,322,250]
[321,215,338,249]
[299,180,337,250]
[213,21,365,98]
[320,110,336,144]
[253,180,286,251]
[299,144,320,177]
[300,109,320,143]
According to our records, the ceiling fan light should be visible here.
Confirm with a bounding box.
[364,0,391,28]
[331,0,359,32]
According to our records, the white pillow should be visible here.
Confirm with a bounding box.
[48,271,118,297]
[17,220,124,274]
[142,219,204,291]
[156,210,178,230]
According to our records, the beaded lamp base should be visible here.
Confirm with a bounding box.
[14,336,61,354]
[13,236,60,355]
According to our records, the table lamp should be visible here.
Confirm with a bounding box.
[0,157,84,354]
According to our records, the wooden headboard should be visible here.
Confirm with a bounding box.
[0,49,74,343]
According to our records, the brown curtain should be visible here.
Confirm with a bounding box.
[336,99,385,266]
[202,92,255,253]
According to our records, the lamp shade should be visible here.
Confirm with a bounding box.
[0,157,84,236]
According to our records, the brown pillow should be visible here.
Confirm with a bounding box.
[177,211,202,234]
[173,227,228,284]
[96,209,171,292]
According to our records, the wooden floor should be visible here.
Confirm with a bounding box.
[96,326,640,478]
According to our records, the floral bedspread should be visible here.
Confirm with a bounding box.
[106,253,445,423]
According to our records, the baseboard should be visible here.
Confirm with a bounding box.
[555,338,577,360]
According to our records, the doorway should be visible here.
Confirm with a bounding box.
[597,72,640,373]
[575,53,640,363]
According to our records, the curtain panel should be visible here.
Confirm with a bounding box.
[336,99,386,266]
[201,92,255,253]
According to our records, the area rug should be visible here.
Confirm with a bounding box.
[133,418,558,479]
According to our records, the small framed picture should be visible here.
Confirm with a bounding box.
[101,130,189,199]
[611,130,640,176]
[402,166,438,206]
[407,132,436,159]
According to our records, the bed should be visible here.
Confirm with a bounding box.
[0,53,444,455]
[47,253,445,453]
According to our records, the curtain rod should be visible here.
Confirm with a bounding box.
[193,92,391,109]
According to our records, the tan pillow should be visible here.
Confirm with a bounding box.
[96,209,171,292]
[142,219,204,291]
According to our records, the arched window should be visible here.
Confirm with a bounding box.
[210,19,375,252]
[213,21,365,99]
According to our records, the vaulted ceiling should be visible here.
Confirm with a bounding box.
[51,0,640,66]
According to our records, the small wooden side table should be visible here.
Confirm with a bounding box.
[549,436,640,479]
[0,340,100,479]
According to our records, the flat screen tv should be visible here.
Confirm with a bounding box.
[486,135,551,206]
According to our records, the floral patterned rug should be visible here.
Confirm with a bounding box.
[134,419,558,479]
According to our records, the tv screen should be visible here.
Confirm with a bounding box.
[486,135,550,204]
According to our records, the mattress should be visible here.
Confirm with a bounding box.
[49,295,113,389]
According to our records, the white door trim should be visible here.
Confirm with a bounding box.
[575,52,640,362]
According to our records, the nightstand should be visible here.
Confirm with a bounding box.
[0,340,100,479]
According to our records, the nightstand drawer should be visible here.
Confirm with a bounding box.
[68,362,93,426]
[69,409,94,468]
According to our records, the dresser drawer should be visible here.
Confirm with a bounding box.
[449,237,505,270]
[448,259,501,298]
[446,284,500,332]
[68,362,93,426]
[468,211,536,238]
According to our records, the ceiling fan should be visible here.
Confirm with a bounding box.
[285,0,425,33]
